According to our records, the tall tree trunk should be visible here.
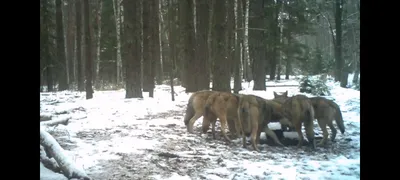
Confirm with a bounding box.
[123,0,143,98]
[285,31,292,80]
[252,0,266,90]
[196,0,210,90]
[242,0,252,82]
[334,0,343,83]
[56,0,68,91]
[66,1,75,86]
[150,0,161,96]
[41,0,54,92]
[156,0,164,85]
[212,0,230,92]
[95,0,102,89]
[269,0,279,80]
[143,0,153,92]
[113,0,122,86]
[168,0,176,101]
[180,0,197,93]
[83,0,93,99]
[76,0,84,91]
[226,0,235,78]
[233,0,242,93]
[276,0,283,80]
[207,0,215,87]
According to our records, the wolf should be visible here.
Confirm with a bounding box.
[238,94,289,152]
[184,90,215,131]
[202,92,241,143]
[184,90,238,140]
[309,96,345,146]
[273,93,316,150]
[273,91,345,147]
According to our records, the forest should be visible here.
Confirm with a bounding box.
[40,1,360,179]
[40,0,360,99]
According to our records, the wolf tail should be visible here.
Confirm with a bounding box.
[328,101,345,134]
[184,95,195,126]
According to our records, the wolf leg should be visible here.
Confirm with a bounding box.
[219,115,232,143]
[264,126,284,147]
[295,122,304,148]
[211,120,217,139]
[250,124,260,152]
[317,118,328,147]
[328,120,337,142]
[188,112,204,133]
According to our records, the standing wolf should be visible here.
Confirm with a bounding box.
[184,90,238,139]
[309,97,345,146]
[273,91,345,147]
[273,93,316,150]
[184,90,215,130]
[202,92,241,143]
[238,94,289,152]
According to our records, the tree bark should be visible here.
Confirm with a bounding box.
[56,0,68,91]
[113,0,122,85]
[276,0,283,80]
[83,0,93,99]
[40,128,91,180]
[66,1,75,86]
[179,0,197,92]
[252,0,266,90]
[285,32,292,80]
[41,0,54,92]
[207,0,215,88]
[168,0,176,101]
[124,0,143,98]
[269,0,279,80]
[150,0,161,96]
[76,0,84,91]
[95,0,102,89]
[143,0,153,93]
[195,0,210,90]
[233,0,242,93]
[334,0,343,83]
[242,0,252,82]
[156,0,164,85]
[212,0,230,92]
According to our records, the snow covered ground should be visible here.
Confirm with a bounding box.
[40,75,360,180]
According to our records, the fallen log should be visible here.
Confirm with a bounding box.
[40,162,68,180]
[40,117,71,126]
[40,114,53,122]
[40,128,91,180]
[40,145,60,172]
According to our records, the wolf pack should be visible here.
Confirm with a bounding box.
[183,90,345,152]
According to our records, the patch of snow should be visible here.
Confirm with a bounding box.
[40,76,360,179]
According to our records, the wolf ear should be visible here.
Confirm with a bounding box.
[283,91,288,96]
[273,91,278,97]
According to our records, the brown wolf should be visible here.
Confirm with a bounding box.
[202,92,241,143]
[273,91,345,147]
[184,90,215,130]
[238,94,287,152]
[184,90,238,139]
[275,94,316,150]
[264,99,293,130]
[309,96,345,146]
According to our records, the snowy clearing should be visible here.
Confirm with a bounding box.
[40,75,360,180]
